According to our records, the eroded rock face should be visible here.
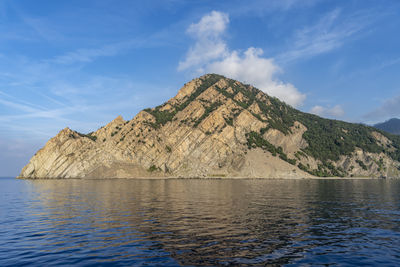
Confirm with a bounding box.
[19,74,400,179]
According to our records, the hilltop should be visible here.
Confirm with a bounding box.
[19,74,400,179]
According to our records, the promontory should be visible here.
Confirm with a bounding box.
[19,74,400,179]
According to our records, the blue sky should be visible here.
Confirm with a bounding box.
[1,0,400,176]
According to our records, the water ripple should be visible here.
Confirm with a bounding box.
[1,178,400,265]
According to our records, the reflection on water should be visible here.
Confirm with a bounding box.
[1,178,400,266]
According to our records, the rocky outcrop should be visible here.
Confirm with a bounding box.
[19,74,400,179]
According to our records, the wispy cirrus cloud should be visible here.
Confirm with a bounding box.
[278,8,377,63]
[0,53,172,141]
[20,15,65,42]
[50,40,142,65]
[226,0,320,16]
[0,90,47,112]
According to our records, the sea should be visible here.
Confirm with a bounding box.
[1,177,400,266]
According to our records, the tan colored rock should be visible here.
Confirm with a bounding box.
[173,78,202,102]
[198,86,227,103]
[226,87,234,94]
[234,110,267,144]
[239,148,313,178]
[234,91,248,103]
[263,121,308,156]
[248,102,268,120]
[371,131,393,150]
[18,74,400,179]
[159,103,173,111]
[176,100,205,122]
[215,78,229,88]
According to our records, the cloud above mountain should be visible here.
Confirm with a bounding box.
[178,11,229,71]
[310,105,345,118]
[178,11,306,107]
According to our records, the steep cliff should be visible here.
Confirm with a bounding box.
[19,74,400,178]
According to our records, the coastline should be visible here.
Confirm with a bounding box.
[16,175,393,180]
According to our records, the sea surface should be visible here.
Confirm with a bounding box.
[1,177,400,266]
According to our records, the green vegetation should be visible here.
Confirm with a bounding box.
[356,159,368,170]
[87,135,97,142]
[176,74,224,112]
[216,73,400,176]
[166,145,172,153]
[134,73,400,177]
[148,165,158,172]
[143,74,224,129]
[148,165,161,172]
[297,114,383,162]
[227,74,400,164]
[214,75,296,135]
[258,97,295,135]
[224,117,233,126]
[298,163,309,173]
[77,132,97,142]
[295,151,307,160]
[194,75,399,176]
[286,158,297,165]
[209,174,226,177]
[242,92,395,177]
[245,131,296,165]
[143,108,176,129]
[193,101,221,127]
[376,157,385,172]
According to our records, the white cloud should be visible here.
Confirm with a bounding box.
[178,11,305,107]
[208,47,305,107]
[310,105,325,116]
[187,10,229,38]
[310,104,345,118]
[178,11,229,71]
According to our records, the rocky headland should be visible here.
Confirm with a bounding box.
[19,74,400,179]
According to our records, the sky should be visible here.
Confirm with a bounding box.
[1,0,400,176]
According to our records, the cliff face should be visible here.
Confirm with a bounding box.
[19,74,400,178]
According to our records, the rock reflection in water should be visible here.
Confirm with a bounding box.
[25,179,400,266]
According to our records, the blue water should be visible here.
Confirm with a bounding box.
[1,178,400,266]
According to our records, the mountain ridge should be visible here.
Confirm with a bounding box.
[374,118,400,135]
[19,74,400,179]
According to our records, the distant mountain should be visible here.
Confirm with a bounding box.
[19,74,400,179]
[374,118,400,135]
